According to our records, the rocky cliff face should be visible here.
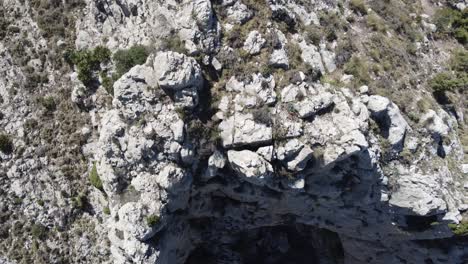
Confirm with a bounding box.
[0,0,467,263]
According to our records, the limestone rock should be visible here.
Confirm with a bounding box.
[227,150,273,185]
[243,31,266,55]
[269,49,289,69]
[153,51,203,91]
[389,168,448,216]
[276,139,314,172]
[219,112,273,148]
[205,150,226,179]
[367,95,409,150]
[225,1,253,24]
[294,92,335,118]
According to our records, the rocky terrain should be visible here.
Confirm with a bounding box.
[0,0,467,263]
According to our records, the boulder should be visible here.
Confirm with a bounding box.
[367,95,409,150]
[243,31,266,55]
[269,49,289,69]
[205,150,226,179]
[294,92,335,118]
[297,40,325,73]
[153,51,203,91]
[389,169,447,216]
[225,1,253,24]
[227,150,273,185]
[420,110,450,137]
[219,112,272,148]
[276,139,314,172]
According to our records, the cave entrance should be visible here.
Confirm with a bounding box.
[185,223,344,264]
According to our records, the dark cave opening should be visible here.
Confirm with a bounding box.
[185,224,344,264]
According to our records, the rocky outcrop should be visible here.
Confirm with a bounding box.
[227,150,274,185]
[243,30,266,55]
[1,0,466,264]
[366,95,410,151]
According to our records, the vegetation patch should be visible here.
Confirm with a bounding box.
[433,7,468,45]
[146,214,160,227]
[65,46,111,86]
[448,222,468,236]
[429,50,467,98]
[349,0,367,15]
[89,162,103,191]
[113,45,149,79]
[343,56,371,86]
[39,96,57,112]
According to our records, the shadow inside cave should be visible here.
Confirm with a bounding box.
[185,224,344,264]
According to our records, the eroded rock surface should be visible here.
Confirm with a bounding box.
[0,1,467,264]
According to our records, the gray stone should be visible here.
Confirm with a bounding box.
[243,31,266,55]
[227,150,273,185]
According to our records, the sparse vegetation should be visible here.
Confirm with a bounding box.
[65,46,111,86]
[146,214,160,226]
[89,162,103,191]
[39,96,56,112]
[448,222,468,236]
[31,223,47,240]
[113,45,149,78]
[433,7,468,45]
[367,14,386,32]
[349,0,367,15]
[343,56,371,86]
[160,35,187,54]
[73,193,87,209]
[429,50,468,96]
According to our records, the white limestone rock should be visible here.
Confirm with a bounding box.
[219,112,273,148]
[243,31,266,55]
[389,169,448,216]
[227,150,273,185]
[294,92,335,118]
[420,110,450,137]
[205,150,227,179]
[225,1,253,24]
[269,49,289,69]
[367,95,409,150]
[153,51,203,91]
[276,139,314,172]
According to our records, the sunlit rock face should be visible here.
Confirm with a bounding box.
[0,0,467,263]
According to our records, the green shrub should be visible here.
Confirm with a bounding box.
[89,162,103,191]
[450,50,468,72]
[113,45,149,78]
[66,46,111,86]
[305,26,322,45]
[433,7,468,44]
[448,222,468,236]
[429,72,464,93]
[0,133,13,154]
[31,223,47,240]
[103,206,111,215]
[252,106,272,125]
[101,73,114,96]
[72,193,86,209]
[349,0,367,15]
[40,96,56,112]
[146,214,160,226]
[160,35,187,54]
[367,14,386,32]
[344,56,371,86]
